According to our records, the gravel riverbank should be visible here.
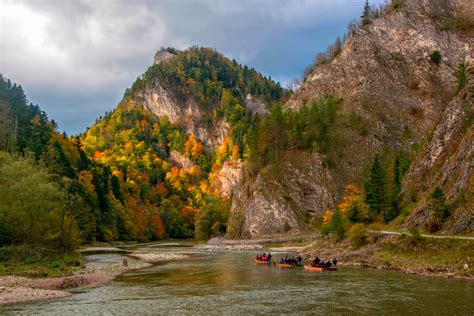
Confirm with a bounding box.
[0,256,151,306]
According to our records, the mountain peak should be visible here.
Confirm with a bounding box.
[154,48,177,65]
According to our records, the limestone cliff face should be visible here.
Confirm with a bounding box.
[134,79,228,148]
[402,78,473,233]
[211,159,243,198]
[231,152,336,237]
[228,0,473,237]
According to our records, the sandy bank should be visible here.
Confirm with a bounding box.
[78,247,130,253]
[130,253,189,262]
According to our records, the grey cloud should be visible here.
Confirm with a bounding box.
[1,0,384,134]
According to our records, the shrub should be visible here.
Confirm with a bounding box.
[425,218,440,233]
[226,211,246,239]
[391,0,401,9]
[348,110,369,136]
[329,209,347,241]
[430,50,442,65]
[454,61,471,94]
[348,224,368,248]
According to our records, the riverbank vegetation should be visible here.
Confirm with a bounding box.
[304,232,473,279]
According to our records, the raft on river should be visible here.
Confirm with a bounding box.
[304,265,337,272]
[255,259,271,264]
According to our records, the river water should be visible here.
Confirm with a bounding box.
[2,242,473,315]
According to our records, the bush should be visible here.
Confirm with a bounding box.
[348,224,368,248]
[195,197,230,240]
[391,0,401,9]
[454,61,471,94]
[425,218,440,233]
[327,209,347,241]
[430,50,442,65]
[226,211,246,239]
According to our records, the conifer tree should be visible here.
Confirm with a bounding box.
[361,0,371,26]
[428,187,448,227]
[364,155,387,220]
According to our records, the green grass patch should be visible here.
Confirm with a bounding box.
[0,245,84,278]
[379,236,474,272]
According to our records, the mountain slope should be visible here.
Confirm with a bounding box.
[228,0,473,237]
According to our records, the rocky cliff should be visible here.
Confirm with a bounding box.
[402,77,473,233]
[231,151,336,237]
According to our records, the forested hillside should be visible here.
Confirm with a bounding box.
[80,47,288,241]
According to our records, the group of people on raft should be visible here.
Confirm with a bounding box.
[255,253,338,268]
[280,255,302,266]
[256,253,272,262]
[310,256,337,267]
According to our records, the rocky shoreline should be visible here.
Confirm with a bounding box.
[300,237,473,281]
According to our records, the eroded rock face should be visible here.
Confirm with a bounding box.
[402,79,473,233]
[154,51,175,65]
[134,79,230,148]
[137,81,183,123]
[245,94,268,115]
[231,152,336,237]
[169,150,194,170]
[211,159,243,198]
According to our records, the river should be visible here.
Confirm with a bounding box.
[2,242,473,315]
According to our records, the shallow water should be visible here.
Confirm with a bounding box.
[2,242,473,315]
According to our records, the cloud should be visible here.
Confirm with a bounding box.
[0,0,384,134]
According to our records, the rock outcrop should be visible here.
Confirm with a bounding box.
[287,0,469,142]
[211,159,243,198]
[231,151,336,237]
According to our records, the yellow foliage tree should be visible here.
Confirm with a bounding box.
[323,209,333,224]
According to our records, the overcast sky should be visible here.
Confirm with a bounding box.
[0,0,383,134]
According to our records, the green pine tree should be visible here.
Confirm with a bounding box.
[428,187,448,227]
[361,0,371,26]
[364,155,388,220]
